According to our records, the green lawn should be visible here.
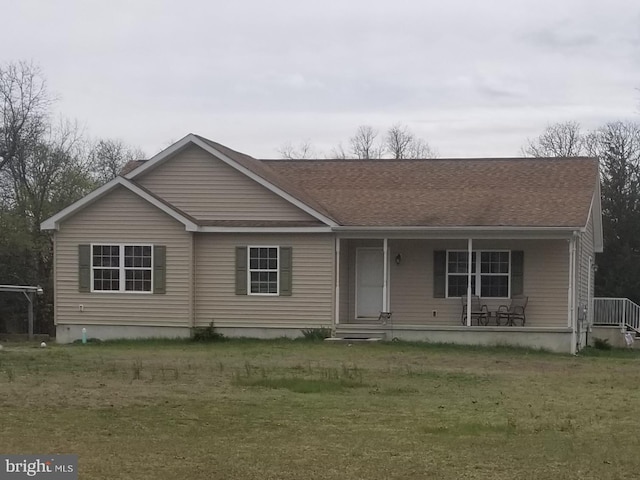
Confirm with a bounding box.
[1,339,639,479]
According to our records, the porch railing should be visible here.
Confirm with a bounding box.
[593,297,640,333]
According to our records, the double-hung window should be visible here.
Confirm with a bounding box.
[248,247,279,295]
[92,244,153,292]
[446,250,510,298]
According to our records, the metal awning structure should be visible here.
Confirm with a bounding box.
[0,285,43,340]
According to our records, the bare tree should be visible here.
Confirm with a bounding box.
[385,124,438,159]
[522,121,585,157]
[0,61,51,174]
[329,143,348,159]
[89,138,145,183]
[409,137,438,159]
[277,140,315,160]
[350,125,383,159]
[385,124,414,159]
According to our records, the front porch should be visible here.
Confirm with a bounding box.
[333,235,581,353]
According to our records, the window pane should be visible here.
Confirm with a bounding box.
[480,251,509,274]
[93,245,120,267]
[448,252,467,274]
[124,268,151,292]
[448,251,477,274]
[447,275,475,297]
[94,268,120,291]
[480,275,509,297]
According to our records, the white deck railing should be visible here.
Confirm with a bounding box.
[593,298,640,332]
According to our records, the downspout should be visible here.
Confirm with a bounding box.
[334,237,340,330]
[467,238,472,327]
[191,233,197,329]
[586,255,593,347]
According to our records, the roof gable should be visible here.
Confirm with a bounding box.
[132,143,323,224]
[125,134,336,226]
[41,177,199,231]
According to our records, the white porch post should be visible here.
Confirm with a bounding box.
[335,237,340,326]
[383,238,388,312]
[467,238,473,327]
[568,234,578,353]
[568,236,576,329]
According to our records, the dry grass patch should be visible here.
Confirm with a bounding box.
[1,340,640,479]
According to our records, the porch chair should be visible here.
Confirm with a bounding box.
[496,295,528,326]
[461,295,490,326]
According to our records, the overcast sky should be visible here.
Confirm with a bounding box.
[3,0,639,158]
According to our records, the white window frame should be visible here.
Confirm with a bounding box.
[446,249,511,299]
[247,246,280,296]
[90,243,154,294]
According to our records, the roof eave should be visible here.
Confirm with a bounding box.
[332,225,581,239]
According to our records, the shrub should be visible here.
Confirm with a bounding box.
[192,322,227,343]
[593,337,612,350]
[300,327,332,341]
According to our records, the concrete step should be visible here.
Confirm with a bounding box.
[325,337,383,343]
[333,327,388,341]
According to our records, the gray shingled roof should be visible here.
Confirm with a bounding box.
[120,136,599,229]
[264,157,598,227]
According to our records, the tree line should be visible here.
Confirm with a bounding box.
[0,61,143,334]
[279,124,437,160]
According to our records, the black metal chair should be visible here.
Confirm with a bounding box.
[496,295,528,326]
[461,295,490,326]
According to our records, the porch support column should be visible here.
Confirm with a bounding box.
[383,238,388,312]
[335,237,340,326]
[569,233,578,354]
[467,238,473,327]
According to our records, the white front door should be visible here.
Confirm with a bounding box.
[356,248,384,318]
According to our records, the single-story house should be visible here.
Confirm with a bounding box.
[41,133,603,353]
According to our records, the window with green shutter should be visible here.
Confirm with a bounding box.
[79,243,165,293]
[236,245,292,296]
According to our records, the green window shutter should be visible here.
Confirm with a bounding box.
[433,250,446,298]
[511,250,524,296]
[236,246,248,295]
[78,244,91,293]
[279,247,292,296]
[153,245,166,294]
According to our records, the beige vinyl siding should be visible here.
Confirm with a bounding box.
[55,187,191,327]
[343,238,569,328]
[195,233,334,328]
[137,145,317,222]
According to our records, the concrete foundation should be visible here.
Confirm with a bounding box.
[337,324,575,353]
[56,322,575,353]
[55,324,191,344]
[589,325,628,348]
